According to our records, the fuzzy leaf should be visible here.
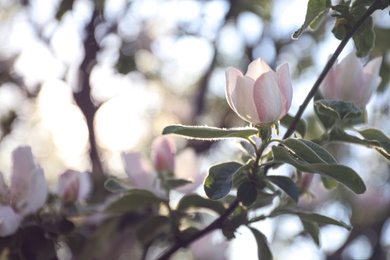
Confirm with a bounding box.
[249,227,273,260]
[162,125,258,141]
[280,138,337,165]
[292,0,331,39]
[266,175,299,203]
[301,219,320,246]
[280,113,307,137]
[237,181,258,206]
[314,100,363,120]
[177,194,226,214]
[204,162,243,200]
[136,216,170,245]
[272,146,366,194]
[105,189,165,213]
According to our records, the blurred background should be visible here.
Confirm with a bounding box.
[0,0,390,259]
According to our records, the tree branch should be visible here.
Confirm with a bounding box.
[73,10,105,184]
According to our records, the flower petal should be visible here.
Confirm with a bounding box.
[0,206,22,237]
[174,148,203,194]
[245,58,273,80]
[78,172,92,202]
[253,71,283,124]
[225,67,243,113]
[358,56,383,107]
[234,76,259,123]
[19,166,47,215]
[335,52,367,101]
[121,153,165,196]
[320,56,337,100]
[276,63,293,118]
[11,146,36,197]
[151,137,176,175]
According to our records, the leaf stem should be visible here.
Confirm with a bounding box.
[283,0,386,140]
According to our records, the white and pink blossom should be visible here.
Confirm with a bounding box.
[320,51,382,107]
[225,58,293,125]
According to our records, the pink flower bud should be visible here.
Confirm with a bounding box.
[320,51,382,107]
[57,170,91,203]
[225,58,293,125]
[151,137,176,175]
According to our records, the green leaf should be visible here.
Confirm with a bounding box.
[314,100,363,120]
[237,181,258,206]
[329,127,390,161]
[332,17,348,40]
[105,189,165,213]
[249,191,276,210]
[232,159,255,188]
[104,178,131,192]
[204,162,243,200]
[351,6,375,57]
[309,9,329,31]
[358,128,390,160]
[177,194,226,214]
[273,208,352,230]
[292,0,331,39]
[280,138,337,165]
[321,177,338,190]
[164,178,192,190]
[222,206,247,240]
[272,146,366,194]
[135,215,170,245]
[280,113,307,137]
[266,175,299,203]
[300,219,320,246]
[162,125,258,141]
[56,0,75,20]
[352,0,376,8]
[248,227,273,260]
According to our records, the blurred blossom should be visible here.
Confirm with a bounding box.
[56,170,92,203]
[151,137,175,176]
[0,146,47,237]
[174,148,205,194]
[121,152,165,197]
[122,138,204,196]
[320,51,383,107]
[300,173,314,192]
[225,58,293,125]
[190,233,229,260]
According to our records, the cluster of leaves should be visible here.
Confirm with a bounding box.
[158,96,390,259]
[293,0,389,57]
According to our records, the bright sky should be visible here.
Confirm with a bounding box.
[1,0,390,259]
